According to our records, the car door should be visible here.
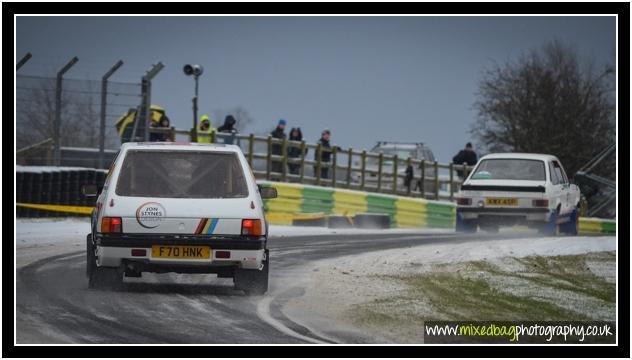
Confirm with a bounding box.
[548,161,565,215]
[551,160,570,214]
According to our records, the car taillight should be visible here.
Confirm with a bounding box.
[101,216,122,233]
[532,199,549,208]
[242,219,263,236]
[456,197,472,206]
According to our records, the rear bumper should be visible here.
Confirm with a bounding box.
[457,207,551,222]
[95,233,266,270]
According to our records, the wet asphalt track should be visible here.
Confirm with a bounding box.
[16,231,547,344]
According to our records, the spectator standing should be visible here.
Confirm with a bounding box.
[270,119,287,175]
[287,127,306,175]
[314,129,333,179]
[452,142,478,178]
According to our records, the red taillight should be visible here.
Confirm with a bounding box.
[131,249,146,257]
[532,199,549,208]
[456,197,472,206]
[241,219,263,236]
[215,251,231,259]
[101,217,122,233]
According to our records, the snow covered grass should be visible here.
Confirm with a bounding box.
[282,235,617,343]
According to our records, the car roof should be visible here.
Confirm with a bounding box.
[479,153,559,161]
[120,142,241,153]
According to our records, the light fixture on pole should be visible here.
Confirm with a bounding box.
[183,64,204,142]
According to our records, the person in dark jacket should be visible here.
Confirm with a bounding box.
[270,119,287,175]
[149,114,170,142]
[452,142,478,178]
[217,115,237,144]
[314,129,334,179]
[287,127,306,175]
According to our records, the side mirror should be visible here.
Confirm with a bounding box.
[82,184,98,197]
[259,186,278,199]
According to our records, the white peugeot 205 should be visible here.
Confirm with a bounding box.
[455,153,581,235]
[83,142,277,295]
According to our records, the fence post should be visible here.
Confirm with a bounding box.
[169,127,175,141]
[360,150,367,191]
[210,130,216,144]
[406,157,412,196]
[392,155,398,195]
[266,136,272,180]
[420,159,425,198]
[281,137,288,182]
[299,141,306,183]
[434,161,439,200]
[53,56,79,166]
[315,143,322,186]
[139,62,164,142]
[99,60,123,169]
[463,163,468,180]
[377,153,383,192]
[331,146,337,188]
[248,133,254,166]
[449,162,454,202]
[346,148,353,188]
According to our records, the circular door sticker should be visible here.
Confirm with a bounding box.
[136,202,166,228]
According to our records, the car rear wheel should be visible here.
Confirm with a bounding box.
[456,212,477,233]
[234,250,269,295]
[539,209,559,236]
[559,207,579,236]
[86,234,96,278]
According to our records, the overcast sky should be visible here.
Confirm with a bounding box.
[16,16,615,162]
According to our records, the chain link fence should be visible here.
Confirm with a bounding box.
[16,74,142,167]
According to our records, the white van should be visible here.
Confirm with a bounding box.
[83,142,277,295]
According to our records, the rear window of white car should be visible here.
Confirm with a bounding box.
[115,150,249,198]
[471,159,545,181]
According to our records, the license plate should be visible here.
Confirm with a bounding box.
[486,198,518,206]
[151,245,211,259]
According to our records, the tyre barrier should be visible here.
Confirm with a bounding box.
[16,166,107,218]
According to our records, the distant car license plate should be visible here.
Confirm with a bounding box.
[486,198,518,206]
[151,245,211,259]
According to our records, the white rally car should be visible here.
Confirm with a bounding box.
[455,153,581,235]
[83,142,277,295]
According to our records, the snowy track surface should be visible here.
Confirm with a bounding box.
[15,218,615,344]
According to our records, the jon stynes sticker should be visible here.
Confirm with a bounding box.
[136,202,166,228]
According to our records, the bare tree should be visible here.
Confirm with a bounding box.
[472,40,615,179]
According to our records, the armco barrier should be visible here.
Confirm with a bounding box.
[259,181,456,229]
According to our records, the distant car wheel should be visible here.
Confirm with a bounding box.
[456,212,477,233]
[539,209,559,236]
[234,250,269,296]
[560,207,579,236]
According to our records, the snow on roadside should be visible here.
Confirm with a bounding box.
[268,225,453,237]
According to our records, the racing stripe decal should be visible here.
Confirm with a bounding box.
[201,219,212,234]
[206,218,219,235]
[195,218,208,234]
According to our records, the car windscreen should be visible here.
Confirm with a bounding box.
[115,150,249,198]
[470,159,546,181]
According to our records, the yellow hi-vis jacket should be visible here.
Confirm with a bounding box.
[197,123,216,143]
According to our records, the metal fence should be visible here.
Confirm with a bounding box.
[147,128,474,201]
[16,74,142,167]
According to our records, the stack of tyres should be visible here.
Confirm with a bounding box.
[60,171,71,217]
[40,170,53,217]
[16,172,25,217]
[29,172,43,218]
[68,170,80,216]
[49,170,61,217]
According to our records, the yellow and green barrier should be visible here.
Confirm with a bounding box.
[578,217,616,234]
[259,181,456,229]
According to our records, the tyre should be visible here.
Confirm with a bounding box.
[234,250,269,295]
[89,267,124,290]
[559,207,579,236]
[539,209,559,236]
[86,234,96,278]
[455,212,477,233]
